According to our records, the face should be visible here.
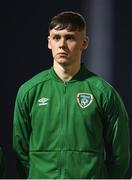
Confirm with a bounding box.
[48,28,88,66]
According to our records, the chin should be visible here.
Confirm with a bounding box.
[57,59,69,65]
[55,57,71,66]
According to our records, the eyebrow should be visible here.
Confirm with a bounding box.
[50,32,76,36]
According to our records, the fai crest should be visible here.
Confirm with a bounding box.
[77,93,93,108]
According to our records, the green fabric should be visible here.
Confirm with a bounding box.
[13,64,130,179]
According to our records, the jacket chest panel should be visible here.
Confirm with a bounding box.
[29,82,103,150]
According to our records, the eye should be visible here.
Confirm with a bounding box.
[53,35,60,41]
[66,35,75,41]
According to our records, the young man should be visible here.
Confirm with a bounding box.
[13,11,130,179]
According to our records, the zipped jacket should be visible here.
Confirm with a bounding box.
[13,64,130,179]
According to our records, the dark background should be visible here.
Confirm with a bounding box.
[0,0,131,178]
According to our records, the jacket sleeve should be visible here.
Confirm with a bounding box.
[103,88,130,178]
[13,89,31,178]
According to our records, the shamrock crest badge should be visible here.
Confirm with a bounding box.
[77,93,93,108]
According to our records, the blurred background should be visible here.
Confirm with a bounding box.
[0,0,131,178]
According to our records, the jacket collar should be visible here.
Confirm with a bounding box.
[49,63,91,83]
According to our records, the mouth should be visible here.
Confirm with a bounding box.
[57,52,68,57]
[57,52,68,55]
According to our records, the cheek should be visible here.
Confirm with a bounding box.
[51,48,58,58]
[49,43,57,52]
[71,45,82,53]
[71,41,82,51]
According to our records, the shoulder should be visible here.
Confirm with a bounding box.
[16,68,51,101]
[85,70,125,112]
[85,69,114,95]
[80,64,117,99]
[84,68,122,106]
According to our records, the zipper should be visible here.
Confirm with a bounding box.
[58,81,67,178]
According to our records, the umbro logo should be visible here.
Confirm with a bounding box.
[38,97,49,106]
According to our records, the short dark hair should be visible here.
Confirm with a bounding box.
[48,11,86,32]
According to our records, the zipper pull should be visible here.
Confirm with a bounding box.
[64,81,67,93]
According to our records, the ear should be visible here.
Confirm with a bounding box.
[82,36,89,50]
[48,36,51,49]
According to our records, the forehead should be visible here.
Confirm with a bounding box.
[49,28,83,36]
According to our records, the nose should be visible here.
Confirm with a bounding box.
[59,38,66,49]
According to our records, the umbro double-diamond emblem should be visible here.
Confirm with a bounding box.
[38,97,49,106]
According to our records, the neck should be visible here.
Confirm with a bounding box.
[53,62,81,81]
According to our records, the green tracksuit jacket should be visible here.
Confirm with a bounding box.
[13,64,130,179]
